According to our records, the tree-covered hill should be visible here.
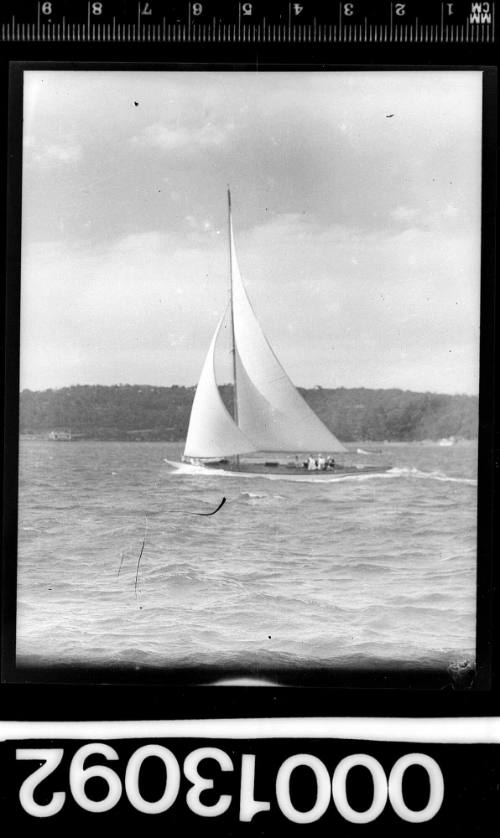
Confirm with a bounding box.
[19,384,478,442]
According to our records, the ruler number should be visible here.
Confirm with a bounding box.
[343,3,354,15]
[293,4,303,16]
[41,2,52,14]
[395,3,406,15]
[192,3,203,15]
[140,2,153,14]
[91,1,103,15]
[242,3,253,15]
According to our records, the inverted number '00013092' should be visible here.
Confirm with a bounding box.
[16,745,445,823]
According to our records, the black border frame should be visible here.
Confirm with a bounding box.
[1,59,498,715]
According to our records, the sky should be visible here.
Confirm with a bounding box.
[20,70,482,394]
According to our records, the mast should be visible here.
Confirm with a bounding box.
[227,187,240,466]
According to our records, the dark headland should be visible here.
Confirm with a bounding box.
[19,385,478,442]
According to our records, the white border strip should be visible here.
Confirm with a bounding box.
[1,717,500,743]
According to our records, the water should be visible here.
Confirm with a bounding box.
[16,439,477,674]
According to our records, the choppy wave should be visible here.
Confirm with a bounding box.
[387,467,477,486]
[16,440,478,671]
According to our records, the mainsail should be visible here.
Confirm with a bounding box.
[183,193,346,459]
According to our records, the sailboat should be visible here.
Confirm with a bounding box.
[170,191,388,478]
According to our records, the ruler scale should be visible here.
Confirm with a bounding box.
[0,1,496,43]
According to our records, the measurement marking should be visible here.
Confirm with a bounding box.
[0,7,497,44]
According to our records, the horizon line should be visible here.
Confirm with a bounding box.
[19,382,479,398]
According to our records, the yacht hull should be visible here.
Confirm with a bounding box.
[166,459,391,479]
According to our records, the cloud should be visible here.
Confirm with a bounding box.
[131,119,234,153]
[19,211,480,395]
[24,135,82,167]
[18,71,482,394]
[390,206,421,223]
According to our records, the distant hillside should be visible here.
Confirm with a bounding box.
[19,384,478,442]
